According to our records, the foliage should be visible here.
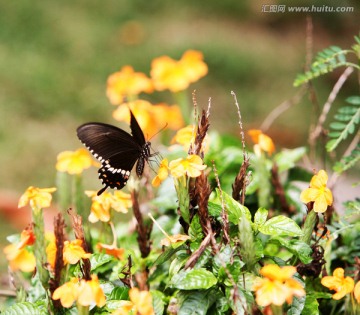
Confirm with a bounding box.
[2,38,360,315]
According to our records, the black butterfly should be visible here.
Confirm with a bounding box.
[77,110,152,196]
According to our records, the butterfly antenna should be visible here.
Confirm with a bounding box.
[148,123,168,141]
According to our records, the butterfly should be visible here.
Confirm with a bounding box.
[77,110,153,196]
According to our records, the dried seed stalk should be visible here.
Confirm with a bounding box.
[131,190,152,258]
[189,109,210,158]
[49,213,66,309]
[68,208,91,280]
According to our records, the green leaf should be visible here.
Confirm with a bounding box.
[109,287,129,300]
[287,291,306,315]
[269,237,312,264]
[177,289,220,315]
[90,253,114,272]
[254,207,268,228]
[3,302,48,315]
[259,215,303,237]
[273,147,307,172]
[151,290,165,315]
[151,245,186,266]
[301,293,320,315]
[346,95,360,105]
[216,189,251,224]
[169,268,217,290]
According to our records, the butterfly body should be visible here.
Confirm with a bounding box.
[77,111,152,195]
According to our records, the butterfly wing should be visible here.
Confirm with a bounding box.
[77,122,142,194]
[130,110,146,146]
[77,122,142,164]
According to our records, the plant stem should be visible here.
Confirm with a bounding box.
[77,304,89,315]
[271,304,283,315]
[174,90,190,124]
[32,207,49,289]
[301,210,317,245]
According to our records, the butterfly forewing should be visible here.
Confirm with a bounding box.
[77,110,152,195]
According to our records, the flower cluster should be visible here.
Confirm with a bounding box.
[52,275,106,308]
[85,190,132,223]
[106,50,207,135]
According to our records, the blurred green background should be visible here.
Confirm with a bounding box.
[0,0,358,275]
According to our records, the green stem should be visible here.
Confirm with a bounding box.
[32,207,49,289]
[270,304,283,315]
[77,304,89,315]
[175,176,190,224]
[56,171,72,231]
[301,210,317,245]
[173,90,190,124]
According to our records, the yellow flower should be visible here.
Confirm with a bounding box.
[151,50,208,92]
[112,100,184,136]
[300,170,333,213]
[129,288,154,315]
[354,281,360,303]
[96,243,125,260]
[152,158,169,187]
[160,234,190,247]
[106,65,154,105]
[53,275,106,308]
[112,288,154,315]
[248,129,275,156]
[252,264,305,307]
[56,148,97,175]
[52,278,79,308]
[86,190,132,223]
[321,268,354,300]
[169,155,206,179]
[171,125,195,151]
[77,275,106,308]
[63,239,91,265]
[18,186,57,210]
[3,244,36,272]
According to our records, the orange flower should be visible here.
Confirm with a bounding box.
[56,148,97,175]
[106,65,153,105]
[3,244,36,272]
[52,278,79,308]
[300,170,333,213]
[86,190,131,223]
[77,275,106,307]
[97,243,125,260]
[321,268,354,300]
[151,50,208,92]
[152,158,169,187]
[248,129,275,156]
[112,100,184,136]
[17,226,36,249]
[169,155,206,179]
[18,186,56,210]
[63,239,91,265]
[252,264,305,307]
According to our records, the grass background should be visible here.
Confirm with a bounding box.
[0,0,358,277]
